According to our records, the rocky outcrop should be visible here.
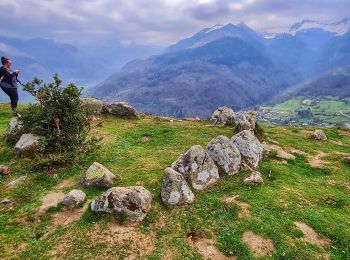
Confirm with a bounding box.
[91,186,152,222]
[311,130,327,141]
[14,134,40,158]
[161,167,194,207]
[103,102,139,119]
[171,145,220,190]
[80,162,116,187]
[81,98,103,116]
[206,135,241,175]
[209,107,235,126]
[243,111,257,130]
[235,115,253,132]
[232,130,263,169]
[5,117,24,144]
[62,189,86,208]
[244,171,263,186]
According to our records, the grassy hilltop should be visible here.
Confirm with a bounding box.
[0,103,350,259]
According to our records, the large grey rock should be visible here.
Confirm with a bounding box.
[81,162,116,187]
[235,115,253,133]
[81,98,103,116]
[161,167,194,207]
[103,102,139,119]
[171,145,219,190]
[91,186,152,222]
[6,117,24,144]
[6,176,27,189]
[206,135,241,175]
[209,107,235,126]
[232,130,263,169]
[244,171,263,186]
[14,134,40,157]
[311,130,327,141]
[243,111,257,130]
[62,189,86,208]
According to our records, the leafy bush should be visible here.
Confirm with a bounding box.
[20,74,90,163]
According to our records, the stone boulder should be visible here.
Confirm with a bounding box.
[244,171,263,186]
[235,115,253,133]
[232,130,263,169]
[81,162,116,187]
[311,130,327,141]
[103,102,139,119]
[171,145,219,190]
[161,167,194,207]
[243,111,257,130]
[206,135,241,175]
[81,98,103,116]
[209,107,235,126]
[6,117,24,144]
[14,134,40,157]
[62,189,86,208]
[0,165,11,176]
[91,186,152,222]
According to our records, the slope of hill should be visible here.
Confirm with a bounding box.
[1,103,350,259]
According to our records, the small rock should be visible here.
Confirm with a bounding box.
[6,176,27,189]
[6,117,24,144]
[161,167,194,207]
[103,102,139,119]
[209,107,236,126]
[311,130,327,141]
[244,172,263,186]
[171,145,219,190]
[206,135,241,175]
[14,133,40,157]
[0,198,15,206]
[0,165,12,176]
[232,130,263,169]
[91,186,152,222]
[81,98,103,116]
[81,162,116,187]
[62,189,86,208]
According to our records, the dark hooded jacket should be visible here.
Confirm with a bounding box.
[0,67,18,88]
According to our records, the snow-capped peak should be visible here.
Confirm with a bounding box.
[204,24,225,34]
[289,18,350,35]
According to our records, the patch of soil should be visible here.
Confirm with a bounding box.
[37,191,65,217]
[294,222,331,248]
[53,179,75,190]
[142,136,151,142]
[288,147,307,155]
[308,151,327,169]
[242,231,275,257]
[329,140,343,146]
[300,130,314,135]
[262,143,295,161]
[187,234,236,260]
[223,196,251,219]
[47,203,89,234]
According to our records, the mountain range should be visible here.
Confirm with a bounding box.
[90,18,350,117]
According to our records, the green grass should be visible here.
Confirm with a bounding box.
[0,103,350,259]
[261,96,350,124]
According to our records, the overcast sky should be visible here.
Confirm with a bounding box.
[0,0,348,46]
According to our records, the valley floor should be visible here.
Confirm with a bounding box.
[0,103,350,259]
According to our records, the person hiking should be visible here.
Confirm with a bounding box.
[0,56,20,114]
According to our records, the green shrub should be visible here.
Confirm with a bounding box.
[20,74,89,163]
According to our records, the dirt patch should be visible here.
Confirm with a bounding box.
[142,136,151,142]
[187,234,236,260]
[338,130,350,137]
[288,147,307,155]
[262,143,295,161]
[300,130,314,135]
[223,196,251,219]
[37,191,65,217]
[53,179,75,190]
[329,140,343,146]
[242,231,275,257]
[46,203,89,234]
[308,151,327,169]
[294,222,331,248]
